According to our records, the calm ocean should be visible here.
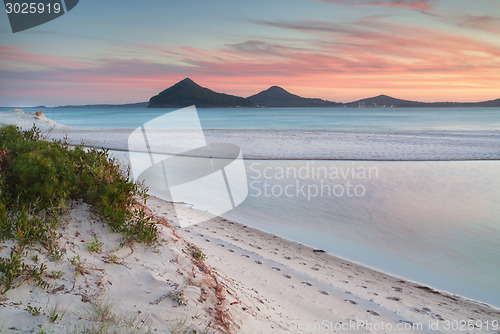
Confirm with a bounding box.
[6,106,500,130]
[4,106,500,307]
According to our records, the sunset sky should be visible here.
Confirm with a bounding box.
[1,0,499,106]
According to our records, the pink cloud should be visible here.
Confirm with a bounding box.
[314,0,434,10]
[456,15,500,34]
[0,46,87,70]
[254,19,500,71]
[1,14,499,105]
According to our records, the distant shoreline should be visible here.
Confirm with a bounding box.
[5,103,500,109]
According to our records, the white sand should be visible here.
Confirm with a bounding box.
[0,202,250,333]
[3,199,498,333]
[143,198,500,333]
[161,199,500,334]
[1,111,499,333]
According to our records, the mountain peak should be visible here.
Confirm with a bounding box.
[259,86,294,97]
[350,94,421,107]
[148,79,256,108]
[267,86,288,92]
[175,77,198,86]
[248,86,340,107]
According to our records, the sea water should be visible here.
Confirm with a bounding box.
[227,160,500,307]
[4,106,499,306]
[137,155,500,307]
[4,106,500,131]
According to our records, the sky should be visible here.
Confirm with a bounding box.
[1,0,499,106]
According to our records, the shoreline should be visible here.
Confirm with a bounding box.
[147,196,500,333]
[216,211,497,311]
[2,194,499,333]
[162,197,500,310]
[224,219,499,312]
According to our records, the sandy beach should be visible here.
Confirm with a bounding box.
[2,195,499,333]
[1,111,499,333]
[154,198,500,333]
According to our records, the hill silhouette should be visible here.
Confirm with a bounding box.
[347,95,424,107]
[56,102,148,108]
[148,78,256,108]
[248,86,341,107]
[57,79,500,109]
[347,95,500,108]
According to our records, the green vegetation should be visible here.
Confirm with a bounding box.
[168,319,217,334]
[24,305,42,316]
[0,249,48,293]
[75,297,152,334]
[48,270,63,279]
[167,291,187,306]
[103,253,121,264]
[191,247,207,262]
[0,125,159,295]
[47,302,67,323]
[87,237,104,254]
[50,249,65,262]
[68,254,81,266]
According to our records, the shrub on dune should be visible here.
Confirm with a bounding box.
[0,125,159,294]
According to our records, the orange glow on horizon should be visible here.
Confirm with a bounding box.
[1,7,500,106]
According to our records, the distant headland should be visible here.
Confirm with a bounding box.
[22,78,499,109]
[148,78,256,108]
[149,78,500,108]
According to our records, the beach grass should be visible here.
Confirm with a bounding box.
[168,318,218,334]
[0,125,159,295]
[71,297,153,334]
[191,247,207,262]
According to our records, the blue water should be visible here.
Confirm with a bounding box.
[5,106,500,306]
[136,154,500,307]
[5,106,500,131]
[227,160,500,307]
